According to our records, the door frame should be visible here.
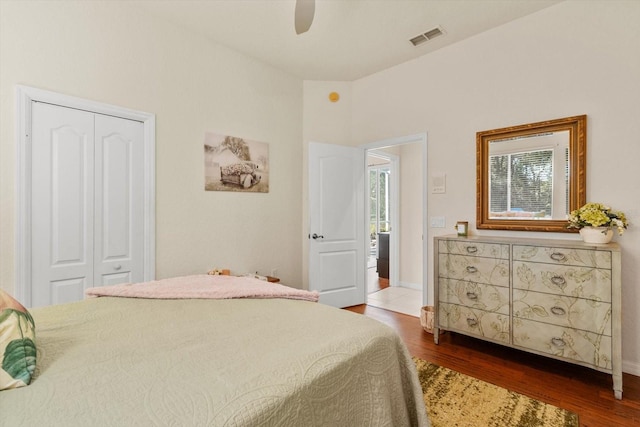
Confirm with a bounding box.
[360,133,429,306]
[15,85,156,305]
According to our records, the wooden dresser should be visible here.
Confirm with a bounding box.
[434,235,623,399]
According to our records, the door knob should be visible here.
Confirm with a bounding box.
[311,233,324,240]
[114,265,122,270]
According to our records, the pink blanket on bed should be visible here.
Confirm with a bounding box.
[85,275,319,303]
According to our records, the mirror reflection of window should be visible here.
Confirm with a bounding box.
[488,131,569,220]
[490,149,553,218]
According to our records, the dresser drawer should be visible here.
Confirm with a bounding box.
[439,254,510,287]
[512,261,612,303]
[438,240,509,259]
[438,303,510,344]
[513,318,612,370]
[513,289,612,335]
[513,245,612,269]
[439,278,509,315]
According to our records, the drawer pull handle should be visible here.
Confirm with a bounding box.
[551,337,566,348]
[466,292,478,300]
[466,318,479,328]
[466,266,478,273]
[466,246,478,254]
[550,275,566,287]
[550,252,567,262]
[550,306,566,316]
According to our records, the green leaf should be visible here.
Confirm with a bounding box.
[0,309,13,324]
[2,338,37,383]
[3,309,36,340]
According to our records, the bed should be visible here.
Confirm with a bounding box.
[1,275,429,426]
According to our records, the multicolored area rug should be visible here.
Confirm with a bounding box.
[413,358,580,427]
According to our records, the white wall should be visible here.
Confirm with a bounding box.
[398,143,423,288]
[348,1,640,374]
[0,1,304,293]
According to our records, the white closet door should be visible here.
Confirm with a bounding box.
[31,103,95,307]
[31,103,145,307]
[94,115,144,286]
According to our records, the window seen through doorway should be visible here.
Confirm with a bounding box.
[369,166,390,256]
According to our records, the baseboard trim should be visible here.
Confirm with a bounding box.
[397,281,421,291]
[623,359,640,377]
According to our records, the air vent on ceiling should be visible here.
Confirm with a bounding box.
[409,26,444,47]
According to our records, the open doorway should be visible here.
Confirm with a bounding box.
[363,135,427,317]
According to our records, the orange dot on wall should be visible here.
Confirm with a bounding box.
[328,92,340,102]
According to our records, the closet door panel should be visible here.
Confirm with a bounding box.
[94,115,144,286]
[31,102,95,307]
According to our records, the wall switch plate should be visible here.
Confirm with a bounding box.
[430,216,445,228]
[432,174,446,193]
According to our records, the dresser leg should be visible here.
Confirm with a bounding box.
[613,372,623,400]
[434,328,440,345]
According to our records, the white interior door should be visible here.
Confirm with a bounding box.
[308,142,365,307]
[31,103,95,307]
[94,114,144,286]
[30,102,145,307]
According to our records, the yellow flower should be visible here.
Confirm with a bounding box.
[567,202,629,235]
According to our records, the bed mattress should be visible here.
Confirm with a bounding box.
[0,296,428,426]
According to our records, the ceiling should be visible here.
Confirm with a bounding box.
[134,0,562,81]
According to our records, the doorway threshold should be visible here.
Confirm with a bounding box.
[367,287,422,318]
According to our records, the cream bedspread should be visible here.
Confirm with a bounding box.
[0,297,429,426]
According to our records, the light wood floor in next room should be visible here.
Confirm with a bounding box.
[345,304,640,427]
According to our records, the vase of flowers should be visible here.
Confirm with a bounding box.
[567,202,628,244]
[578,227,614,244]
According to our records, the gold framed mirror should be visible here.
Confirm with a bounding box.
[476,115,586,232]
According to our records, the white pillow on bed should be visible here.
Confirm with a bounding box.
[0,290,36,391]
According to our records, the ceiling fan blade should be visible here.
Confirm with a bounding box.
[295,0,315,35]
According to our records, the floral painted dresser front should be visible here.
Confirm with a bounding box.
[434,235,623,399]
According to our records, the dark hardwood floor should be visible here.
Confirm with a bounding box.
[345,304,640,427]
